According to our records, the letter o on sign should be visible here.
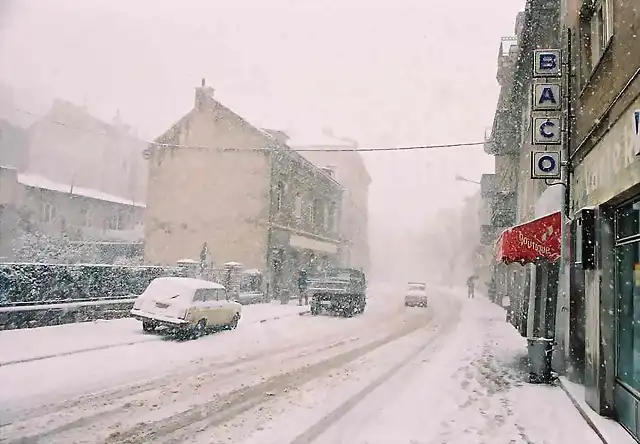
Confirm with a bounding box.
[538,154,556,173]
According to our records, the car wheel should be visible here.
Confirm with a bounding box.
[142,321,156,333]
[228,313,240,329]
[192,318,207,339]
[311,304,319,315]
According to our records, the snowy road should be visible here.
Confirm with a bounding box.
[0,288,603,444]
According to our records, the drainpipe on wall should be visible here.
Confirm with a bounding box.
[555,26,574,375]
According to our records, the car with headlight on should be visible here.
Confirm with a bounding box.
[131,277,241,339]
[405,282,428,307]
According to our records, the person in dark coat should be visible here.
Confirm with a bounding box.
[298,269,309,305]
[467,275,478,299]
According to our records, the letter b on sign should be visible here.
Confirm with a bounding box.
[533,49,561,77]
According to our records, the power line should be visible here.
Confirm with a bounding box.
[12,107,486,153]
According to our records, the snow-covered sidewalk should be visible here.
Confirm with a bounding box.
[0,301,307,366]
[336,296,607,444]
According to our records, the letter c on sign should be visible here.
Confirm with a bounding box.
[539,120,556,138]
[538,155,556,173]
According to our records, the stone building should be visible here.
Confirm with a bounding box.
[0,166,145,263]
[144,81,343,298]
[273,129,371,273]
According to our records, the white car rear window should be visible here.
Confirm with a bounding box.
[140,279,192,302]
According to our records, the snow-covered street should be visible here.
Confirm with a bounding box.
[0,288,603,444]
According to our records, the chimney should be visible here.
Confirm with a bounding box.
[195,78,215,111]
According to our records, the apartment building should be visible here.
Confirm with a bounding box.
[144,81,343,298]
[0,166,145,263]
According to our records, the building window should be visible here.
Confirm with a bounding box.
[324,203,330,231]
[308,200,315,225]
[41,202,56,223]
[85,208,95,227]
[276,181,285,213]
[294,195,302,219]
[580,0,613,79]
[105,213,121,231]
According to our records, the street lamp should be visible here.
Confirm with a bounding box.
[455,174,481,185]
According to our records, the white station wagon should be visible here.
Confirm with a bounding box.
[404,282,428,307]
[131,277,242,338]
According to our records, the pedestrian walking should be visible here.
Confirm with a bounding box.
[298,269,309,305]
[467,275,478,299]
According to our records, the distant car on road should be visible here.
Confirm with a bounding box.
[131,277,242,339]
[404,282,428,307]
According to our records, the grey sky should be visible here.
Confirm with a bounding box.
[0,0,524,275]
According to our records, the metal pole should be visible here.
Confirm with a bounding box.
[555,25,573,374]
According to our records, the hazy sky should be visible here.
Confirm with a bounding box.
[0,0,524,272]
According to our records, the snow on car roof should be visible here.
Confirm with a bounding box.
[152,277,224,290]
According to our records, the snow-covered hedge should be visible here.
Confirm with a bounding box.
[0,263,186,305]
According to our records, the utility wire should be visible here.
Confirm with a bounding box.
[12,107,486,153]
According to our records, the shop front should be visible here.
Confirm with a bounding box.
[267,227,339,301]
[613,199,640,437]
[570,99,640,439]
[495,211,561,381]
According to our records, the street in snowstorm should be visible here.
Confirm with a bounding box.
[0,287,602,444]
[2,1,639,443]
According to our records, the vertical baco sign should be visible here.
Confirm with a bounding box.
[530,49,563,180]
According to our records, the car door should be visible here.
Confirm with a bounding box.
[216,289,236,324]
[191,289,210,324]
[203,288,229,326]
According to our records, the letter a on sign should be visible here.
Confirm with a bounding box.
[532,83,561,111]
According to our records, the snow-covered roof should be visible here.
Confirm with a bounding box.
[17,173,146,208]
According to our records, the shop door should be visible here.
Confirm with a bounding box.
[614,201,640,439]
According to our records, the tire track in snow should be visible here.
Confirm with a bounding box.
[103,313,437,444]
[3,306,401,424]
[2,308,427,443]
[287,298,462,444]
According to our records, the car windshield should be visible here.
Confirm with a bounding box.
[408,283,426,291]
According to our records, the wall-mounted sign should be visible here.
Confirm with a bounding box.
[533,49,562,78]
[532,117,562,145]
[531,151,561,179]
[532,83,562,111]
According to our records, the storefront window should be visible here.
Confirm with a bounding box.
[616,202,640,240]
[616,242,640,390]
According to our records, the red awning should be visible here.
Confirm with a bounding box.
[496,212,561,265]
